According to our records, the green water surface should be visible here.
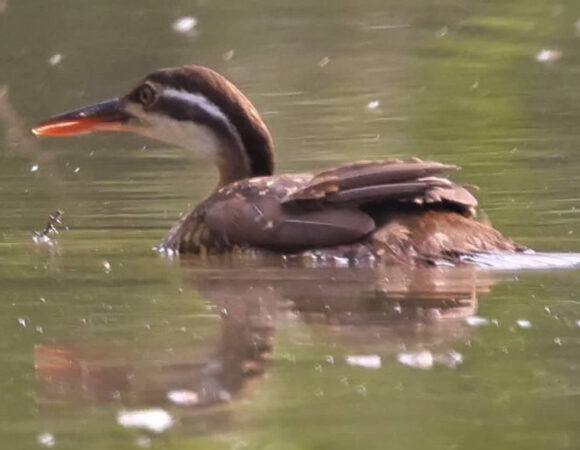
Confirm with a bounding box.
[1,1,579,449]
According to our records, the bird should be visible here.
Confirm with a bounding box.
[32,64,525,264]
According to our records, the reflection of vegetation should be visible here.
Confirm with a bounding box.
[412,0,580,249]
[1,0,580,449]
[413,1,564,144]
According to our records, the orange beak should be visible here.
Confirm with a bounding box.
[32,98,131,137]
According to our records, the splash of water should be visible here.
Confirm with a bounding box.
[461,251,580,270]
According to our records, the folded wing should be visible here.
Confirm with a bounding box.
[282,158,478,216]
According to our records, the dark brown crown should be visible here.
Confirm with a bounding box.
[131,65,274,177]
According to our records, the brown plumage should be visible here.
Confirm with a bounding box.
[32,65,525,264]
[162,158,524,263]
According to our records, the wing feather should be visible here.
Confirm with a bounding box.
[205,196,375,251]
[282,158,477,216]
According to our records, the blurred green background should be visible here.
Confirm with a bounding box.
[0,0,579,449]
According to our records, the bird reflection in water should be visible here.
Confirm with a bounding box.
[34,259,508,411]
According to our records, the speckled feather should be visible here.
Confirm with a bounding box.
[161,159,524,262]
[135,66,523,262]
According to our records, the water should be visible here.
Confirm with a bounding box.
[1,0,580,449]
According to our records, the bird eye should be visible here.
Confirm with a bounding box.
[138,85,157,107]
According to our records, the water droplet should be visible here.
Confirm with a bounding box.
[465,315,489,327]
[397,350,433,370]
[48,54,62,66]
[117,409,174,433]
[37,432,55,447]
[167,389,199,406]
[516,319,532,329]
[535,49,562,63]
[346,354,382,370]
[172,16,197,34]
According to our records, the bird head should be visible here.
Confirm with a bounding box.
[33,65,274,184]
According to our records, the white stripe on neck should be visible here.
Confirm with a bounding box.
[163,88,248,168]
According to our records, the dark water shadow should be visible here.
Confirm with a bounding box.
[34,256,510,417]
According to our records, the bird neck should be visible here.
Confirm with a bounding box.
[210,96,275,188]
[182,92,275,188]
[215,136,261,187]
[210,124,275,187]
[145,66,276,188]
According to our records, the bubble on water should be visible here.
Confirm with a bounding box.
[397,350,433,370]
[37,432,55,447]
[117,409,174,433]
[516,319,532,329]
[535,49,562,63]
[465,315,489,327]
[48,54,62,66]
[103,261,111,272]
[346,354,382,370]
[332,256,349,267]
[318,56,330,67]
[32,234,53,245]
[172,16,197,34]
[73,167,80,174]
[30,164,39,172]
[222,49,235,61]
[17,317,27,327]
[167,389,199,406]
[366,100,380,110]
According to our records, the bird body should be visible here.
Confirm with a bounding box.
[161,160,523,262]
[32,65,524,264]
